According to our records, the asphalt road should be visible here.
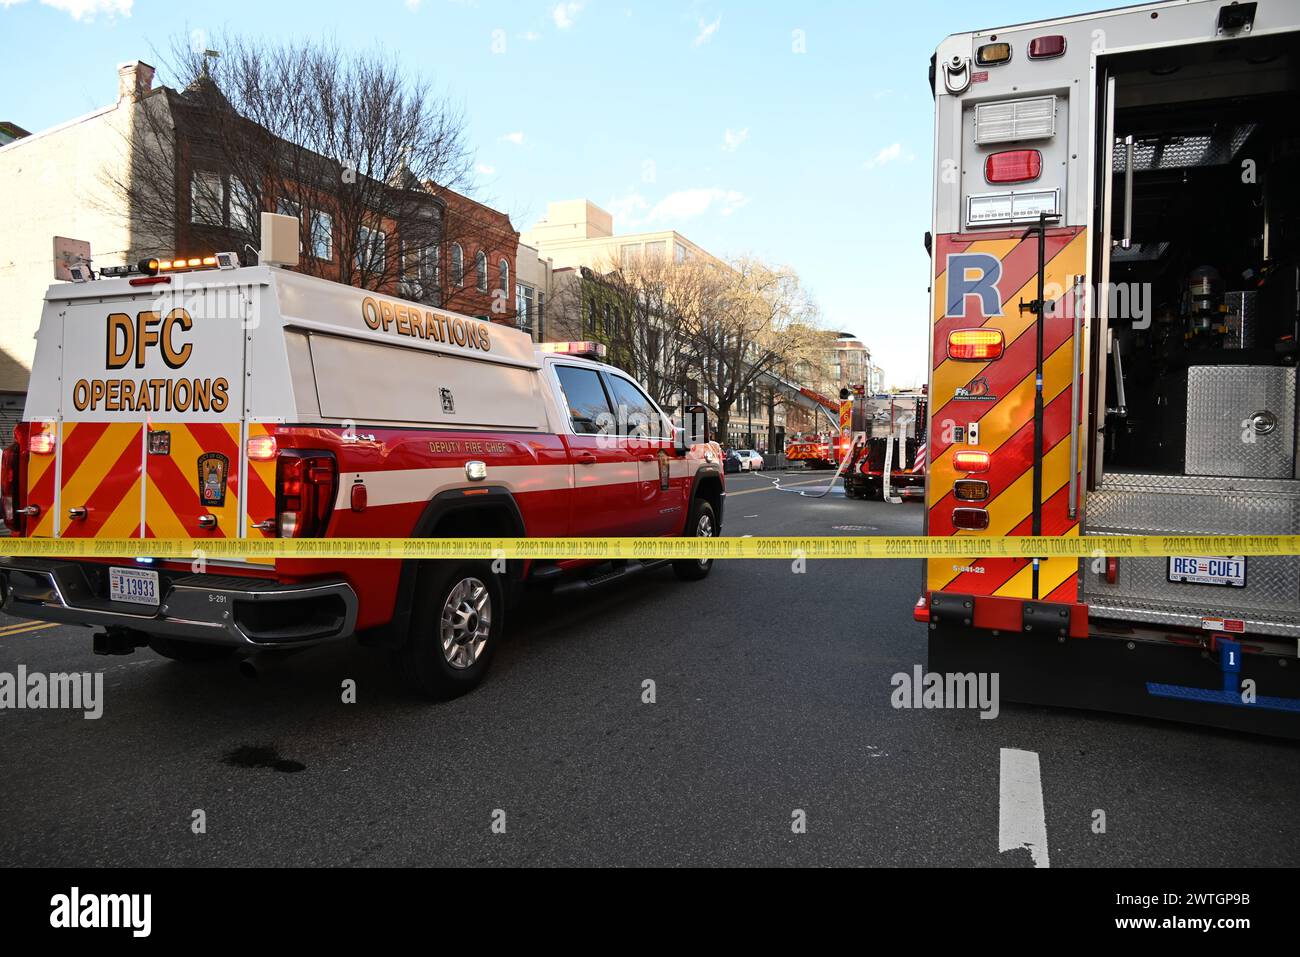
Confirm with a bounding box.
[1,467,1298,867]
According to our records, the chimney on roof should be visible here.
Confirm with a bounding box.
[117,61,155,102]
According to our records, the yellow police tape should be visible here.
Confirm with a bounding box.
[0,535,1298,560]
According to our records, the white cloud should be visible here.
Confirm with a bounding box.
[522,30,540,41]
[500,131,525,145]
[694,14,722,47]
[651,188,748,223]
[5,0,134,18]
[608,188,748,229]
[404,0,421,10]
[722,127,748,152]
[552,1,582,29]
[862,142,912,169]
[606,193,651,228]
[475,163,496,175]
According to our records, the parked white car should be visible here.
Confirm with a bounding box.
[736,450,765,471]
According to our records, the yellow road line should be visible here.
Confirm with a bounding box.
[0,621,59,638]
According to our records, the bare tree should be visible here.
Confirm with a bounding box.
[106,34,477,302]
[682,257,822,441]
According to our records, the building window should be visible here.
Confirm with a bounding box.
[619,243,641,267]
[475,250,488,292]
[451,244,464,286]
[191,170,224,226]
[420,244,439,285]
[356,226,385,272]
[310,210,333,261]
[516,282,535,331]
[229,178,255,232]
[674,241,687,263]
[499,259,509,295]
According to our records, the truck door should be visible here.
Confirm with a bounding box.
[551,363,641,537]
[603,371,683,535]
[54,285,246,540]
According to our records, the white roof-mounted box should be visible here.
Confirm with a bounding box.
[975,96,1056,145]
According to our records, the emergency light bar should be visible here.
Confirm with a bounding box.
[100,252,239,279]
[540,341,608,359]
[974,96,1056,145]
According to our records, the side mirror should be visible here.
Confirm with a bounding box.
[675,404,709,454]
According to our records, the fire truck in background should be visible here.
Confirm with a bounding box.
[0,216,724,700]
[919,0,1300,735]
[843,389,929,501]
[784,387,841,468]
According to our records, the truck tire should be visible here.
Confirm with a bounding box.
[398,561,503,699]
[147,636,234,662]
[673,499,717,581]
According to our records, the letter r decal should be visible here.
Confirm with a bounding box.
[945,252,1004,318]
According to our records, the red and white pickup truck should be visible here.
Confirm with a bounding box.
[0,247,724,698]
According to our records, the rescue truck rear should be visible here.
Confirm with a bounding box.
[920,0,1300,735]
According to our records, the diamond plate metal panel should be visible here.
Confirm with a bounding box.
[1186,366,1294,478]
[1083,473,1300,635]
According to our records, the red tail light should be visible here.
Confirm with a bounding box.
[275,451,337,538]
[985,149,1042,184]
[947,328,1005,361]
[1028,35,1066,59]
[952,507,990,531]
[1,440,23,533]
[27,421,55,455]
[953,450,990,473]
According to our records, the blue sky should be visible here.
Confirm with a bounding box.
[1,0,1128,388]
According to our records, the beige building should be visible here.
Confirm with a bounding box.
[521,199,714,273]
[0,62,165,403]
[513,241,554,342]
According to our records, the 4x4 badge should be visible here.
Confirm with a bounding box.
[197,452,229,507]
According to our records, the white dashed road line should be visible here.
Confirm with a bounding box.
[999,747,1050,868]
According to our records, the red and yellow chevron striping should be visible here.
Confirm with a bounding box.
[927,226,1087,601]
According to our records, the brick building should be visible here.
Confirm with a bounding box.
[0,58,520,431]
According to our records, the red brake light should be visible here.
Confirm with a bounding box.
[275,451,337,538]
[985,149,1042,184]
[953,450,990,473]
[28,422,55,455]
[1028,35,1066,59]
[952,507,990,531]
[247,435,278,461]
[947,328,1005,361]
[1,441,21,532]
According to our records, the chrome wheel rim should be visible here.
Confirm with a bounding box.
[440,577,491,669]
[696,511,714,567]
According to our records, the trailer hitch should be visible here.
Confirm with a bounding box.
[1146,637,1300,714]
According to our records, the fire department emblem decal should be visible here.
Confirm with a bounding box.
[954,376,997,402]
[440,388,456,414]
[196,452,229,507]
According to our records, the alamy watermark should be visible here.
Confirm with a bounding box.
[0,667,103,719]
[891,665,999,719]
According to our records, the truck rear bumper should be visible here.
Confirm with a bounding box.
[0,558,358,649]
[928,621,1300,739]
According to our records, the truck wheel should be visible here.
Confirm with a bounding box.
[398,561,503,699]
[673,499,717,581]
[147,636,234,662]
